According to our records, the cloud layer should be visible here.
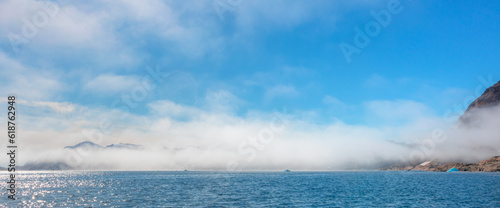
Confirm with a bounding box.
[3,95,499,171]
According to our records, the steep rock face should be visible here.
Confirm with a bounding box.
[459,80,500,125]
[466,81,500,110]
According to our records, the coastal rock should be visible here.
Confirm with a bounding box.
[434,156,500,172]
[386,156,500,172]
[412,161,439,171]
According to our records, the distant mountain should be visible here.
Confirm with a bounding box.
[20,161,72,171]
[65,141,105,150]
[106,143,143,150]
[459,80,500,125]
[13,141,145,171]
[65,141,143,150]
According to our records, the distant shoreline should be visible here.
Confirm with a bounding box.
[384,155,500,172]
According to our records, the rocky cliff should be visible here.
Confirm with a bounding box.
[459,80,500,125]
[386,80,500,172]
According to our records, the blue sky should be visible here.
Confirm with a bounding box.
[1,0,500,169]
[1,0,498,123]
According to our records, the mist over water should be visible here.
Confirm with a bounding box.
[13,103,500,171]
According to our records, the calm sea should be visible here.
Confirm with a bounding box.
[1,171,499,207]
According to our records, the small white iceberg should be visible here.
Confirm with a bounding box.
[447,167,459,172]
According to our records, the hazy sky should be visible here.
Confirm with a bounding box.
[0,0,499,169]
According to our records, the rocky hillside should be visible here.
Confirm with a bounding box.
[386,156,500,172]
[386,80,500,172]
[433,156,500,172]
[466,80,500,109]
[459,80,500,125]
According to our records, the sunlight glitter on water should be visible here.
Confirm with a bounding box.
[1,171,500,207]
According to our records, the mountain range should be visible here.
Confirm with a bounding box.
[0,141,144,170]
[64,141,144,150]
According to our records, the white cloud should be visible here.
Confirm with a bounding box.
[84,74,141,94]
[204,90,244,113]
[148,100,203,120]
[235,1,321,31]
[0,0,141,70]
[231,0,388,39]
[0,0,112,49]
[323,95,344,106]
[264,85,299,101]
[365,73,389,88]
[18,100,76,114]
[364,99,432,125]
[0,0,391,68]
[0,51,64,100]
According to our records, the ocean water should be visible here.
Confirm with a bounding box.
[1,171,499,207]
